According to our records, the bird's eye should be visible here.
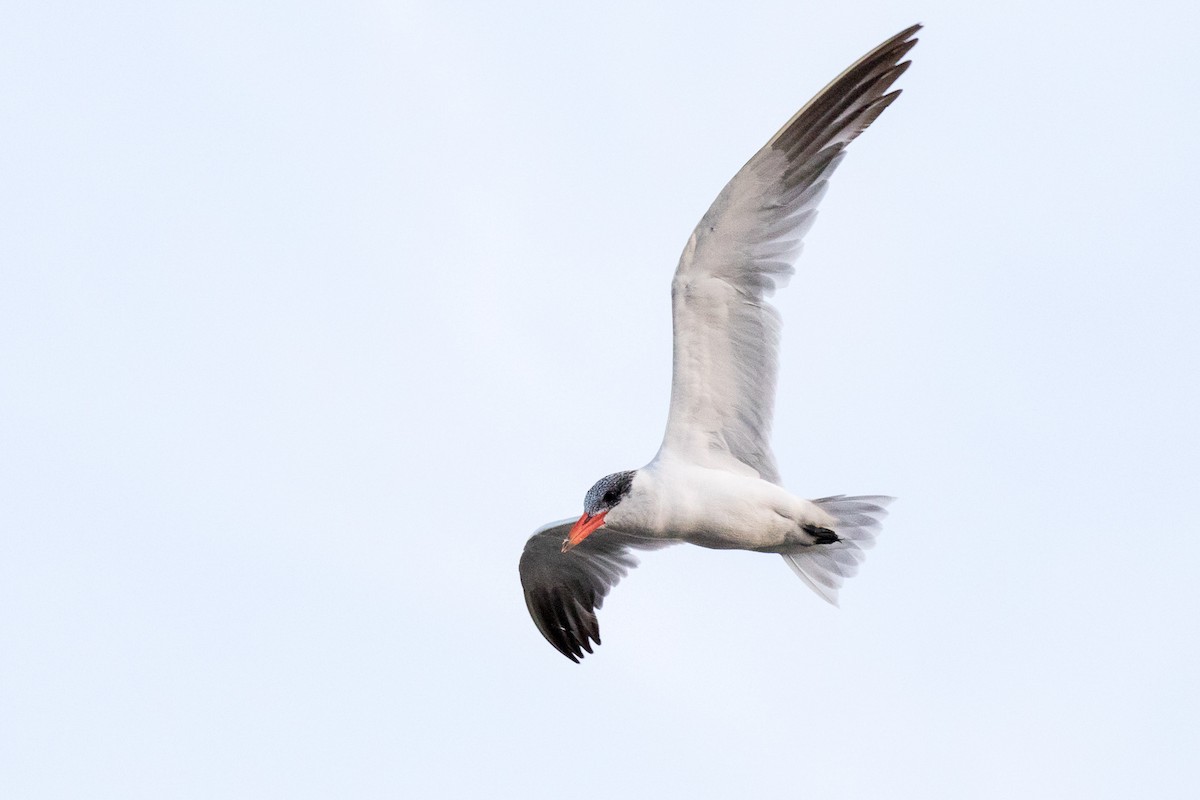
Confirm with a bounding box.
[603,490,617,505]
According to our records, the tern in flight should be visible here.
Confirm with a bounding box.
[519,25,917,661]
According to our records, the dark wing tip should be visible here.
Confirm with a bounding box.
[526,588,590,662]
[893,22,923,41]
[767,24,920,166]
[519,525,648,663]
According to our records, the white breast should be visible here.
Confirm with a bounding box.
[609,457,833,551]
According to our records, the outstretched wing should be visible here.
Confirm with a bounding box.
[659,25,919,483]
[519,519,672,662]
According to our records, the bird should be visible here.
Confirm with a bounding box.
[519,24,917,662]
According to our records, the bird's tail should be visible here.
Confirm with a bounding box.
[781,495,893,606]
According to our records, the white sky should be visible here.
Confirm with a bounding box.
[2,2,1198,798]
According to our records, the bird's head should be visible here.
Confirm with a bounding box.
[561,470,637,553]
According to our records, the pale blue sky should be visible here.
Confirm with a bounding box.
[2,2,1198,798]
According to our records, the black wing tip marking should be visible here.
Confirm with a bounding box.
[527,586,604,663]
[885,24,924,48]
[769,25,920,165]
[520,531,645,663]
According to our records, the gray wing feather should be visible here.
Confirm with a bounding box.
[660,25,919,484]
[519,520,672,662]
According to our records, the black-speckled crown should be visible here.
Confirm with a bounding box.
[582,470,636,516]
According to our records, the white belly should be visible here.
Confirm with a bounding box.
[619,461,833,552]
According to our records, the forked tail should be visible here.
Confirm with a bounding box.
[782,495,894,606]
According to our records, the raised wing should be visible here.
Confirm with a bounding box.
[659,25,919,483]
[519,519,672,662]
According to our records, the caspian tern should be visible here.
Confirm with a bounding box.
[519,25,917,662]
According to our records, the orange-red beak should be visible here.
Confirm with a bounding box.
[561,511,607,553]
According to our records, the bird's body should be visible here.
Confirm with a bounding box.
[606,458,835,552]
[519,24,919,662]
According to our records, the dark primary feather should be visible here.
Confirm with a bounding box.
[769,36,917,160]
[518,521,671,662]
